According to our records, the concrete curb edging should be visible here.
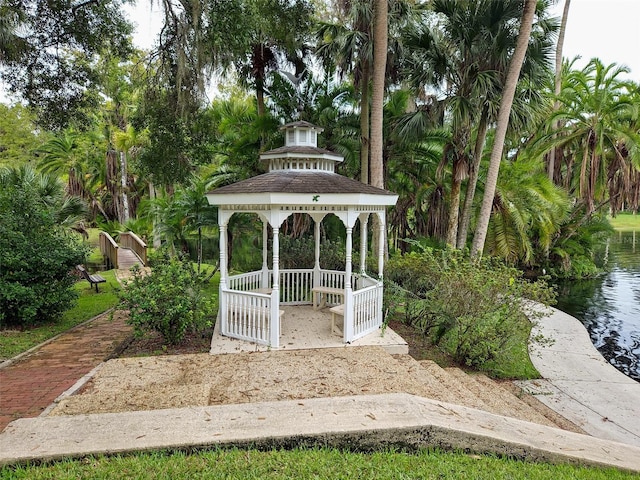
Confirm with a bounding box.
[1,393,639,472]
[520,305,640,447]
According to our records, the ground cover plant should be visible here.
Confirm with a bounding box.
[1,447,636,480]
[0,270,120,361]
[385,246,555,379]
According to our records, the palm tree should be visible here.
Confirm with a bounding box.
[176,176,218,272]
[370,0,388,190]
[534,59,640,215]
[113,125,148,223]
[482,158,568,264]
[404,0,556,247]
[471,0,538,258]
[0,164,89,237]
[37,131,88,199]
[316,1,374,184]
[547,0,571,180]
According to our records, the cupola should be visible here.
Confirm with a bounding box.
[259,121,343,173]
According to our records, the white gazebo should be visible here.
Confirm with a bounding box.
[206,121,398,348]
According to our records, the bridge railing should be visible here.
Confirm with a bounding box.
[99,232,119,270]
[120,231,147,266]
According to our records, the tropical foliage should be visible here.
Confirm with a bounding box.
[1,0,639,329]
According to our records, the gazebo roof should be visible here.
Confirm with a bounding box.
[280,120,322,131]
[207,171,396,196]
[206,121,398,208]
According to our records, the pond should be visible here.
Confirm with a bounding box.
[555,230,640,382]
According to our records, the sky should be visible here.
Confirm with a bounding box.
[2,0,639,103]
[550,0,640,82]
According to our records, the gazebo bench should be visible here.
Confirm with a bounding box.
[311,286,344,310]
[329,304,344,335]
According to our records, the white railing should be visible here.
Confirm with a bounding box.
[352,283,383,340]
[228,270,263,292]
[320,269,345,289]
[279,269,313,304]
[224,290,271,345]
[222,268,383,344]
[352,273,378,290]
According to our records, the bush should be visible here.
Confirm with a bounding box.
[117,258,215,344]
[386,248,555,370]
[0,173,87,327]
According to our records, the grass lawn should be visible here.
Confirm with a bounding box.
[0,270,120,361]
[609,212,640,231]
[1,448,635,480]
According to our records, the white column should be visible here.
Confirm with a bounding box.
[378,212,385,279]
[270,226,280,347]
[376,212,385,328]
[262,219,269,289]
[344,226,354,342]
[219,220,228,336]
[359,214,368,275]
[314,217,321,287]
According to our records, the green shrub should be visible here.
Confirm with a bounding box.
[386,248,555,370]
[0,171,88,327]
[117,258,216,344]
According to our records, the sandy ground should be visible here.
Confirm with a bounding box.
[51,347,433,415]
[48,346,582,434]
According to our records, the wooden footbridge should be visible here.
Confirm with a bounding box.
[99,231,147,270]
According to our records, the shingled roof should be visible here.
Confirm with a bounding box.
[259,145,341,158]
[208,171,395,196]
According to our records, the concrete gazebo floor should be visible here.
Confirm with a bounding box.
[210,305,408,355]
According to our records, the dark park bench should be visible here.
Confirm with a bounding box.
[76,265,106,292]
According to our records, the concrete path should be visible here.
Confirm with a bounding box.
[1,393,639,472]
[0,313,132,431]
[518,306,640,447]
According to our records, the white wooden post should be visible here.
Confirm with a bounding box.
[377,211,385,326]
[359,213,368,275]
[344,226,354,342]
[262,219,269,289]
[311,214,324,289]
[378,211,385,279]
[314,217,321,287]
[270,226,280,347]
[219,215,229,336]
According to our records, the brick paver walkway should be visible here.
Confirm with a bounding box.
[0,313,132,431]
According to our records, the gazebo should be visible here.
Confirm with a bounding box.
[206,121,398,348]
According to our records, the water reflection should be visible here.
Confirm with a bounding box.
[555,231,640,382]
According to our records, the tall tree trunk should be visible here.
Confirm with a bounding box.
[446,173,463,246]
[457,107,489,249]
[360,61,371,185]
[150,182,162,249]
[106,149,121,222]
[471,0,536,258]
[119,151,130,223]
[370,0,387,190]
[548,0,571,181]
[370,0,388,257]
